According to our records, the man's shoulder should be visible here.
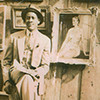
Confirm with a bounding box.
[68,27,74,32]
[11,30,25,39]
[38,32,50,42]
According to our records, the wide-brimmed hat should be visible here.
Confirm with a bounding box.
[21,6,43,25]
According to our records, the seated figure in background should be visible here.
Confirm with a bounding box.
[58,16,83,58]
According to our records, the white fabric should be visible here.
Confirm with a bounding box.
[16,75,40,100]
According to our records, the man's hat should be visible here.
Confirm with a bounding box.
[21,5,43,25]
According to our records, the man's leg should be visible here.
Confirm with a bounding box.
[16,75,35,100]
[34,86,41,100]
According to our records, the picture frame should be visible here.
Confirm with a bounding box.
[0,5,6,50]
[51,8,96,65]
[12,6,49,30]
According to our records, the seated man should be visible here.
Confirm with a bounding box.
[2,5,51,100]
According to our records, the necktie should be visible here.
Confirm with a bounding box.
[21,33,33,69]
[27,33,34,50]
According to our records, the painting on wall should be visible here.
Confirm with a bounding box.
[58,14,91,59]
[0,5,6,50]
[51,8,96,65]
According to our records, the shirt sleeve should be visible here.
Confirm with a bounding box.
[35,38,51,76]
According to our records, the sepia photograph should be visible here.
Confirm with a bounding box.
[0,0,100,100]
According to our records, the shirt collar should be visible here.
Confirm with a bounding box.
[26,29,38,38]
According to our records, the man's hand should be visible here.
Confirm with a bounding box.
[3,81,14,94]
[27,69,37,75]
[27,69,39,81]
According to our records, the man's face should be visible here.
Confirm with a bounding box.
[25,12,40,32]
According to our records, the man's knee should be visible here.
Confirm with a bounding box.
[22,75,38,92]
[21,74,38,89]
[23,74,33,81]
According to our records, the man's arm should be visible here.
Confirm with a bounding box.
[35,38,51,77]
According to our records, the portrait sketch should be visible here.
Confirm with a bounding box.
[51,8,94,65]
[58,14,91,59]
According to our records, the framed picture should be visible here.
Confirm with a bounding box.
[0,5,6,50]
[51,8,96,65]
[12,6,49,30]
